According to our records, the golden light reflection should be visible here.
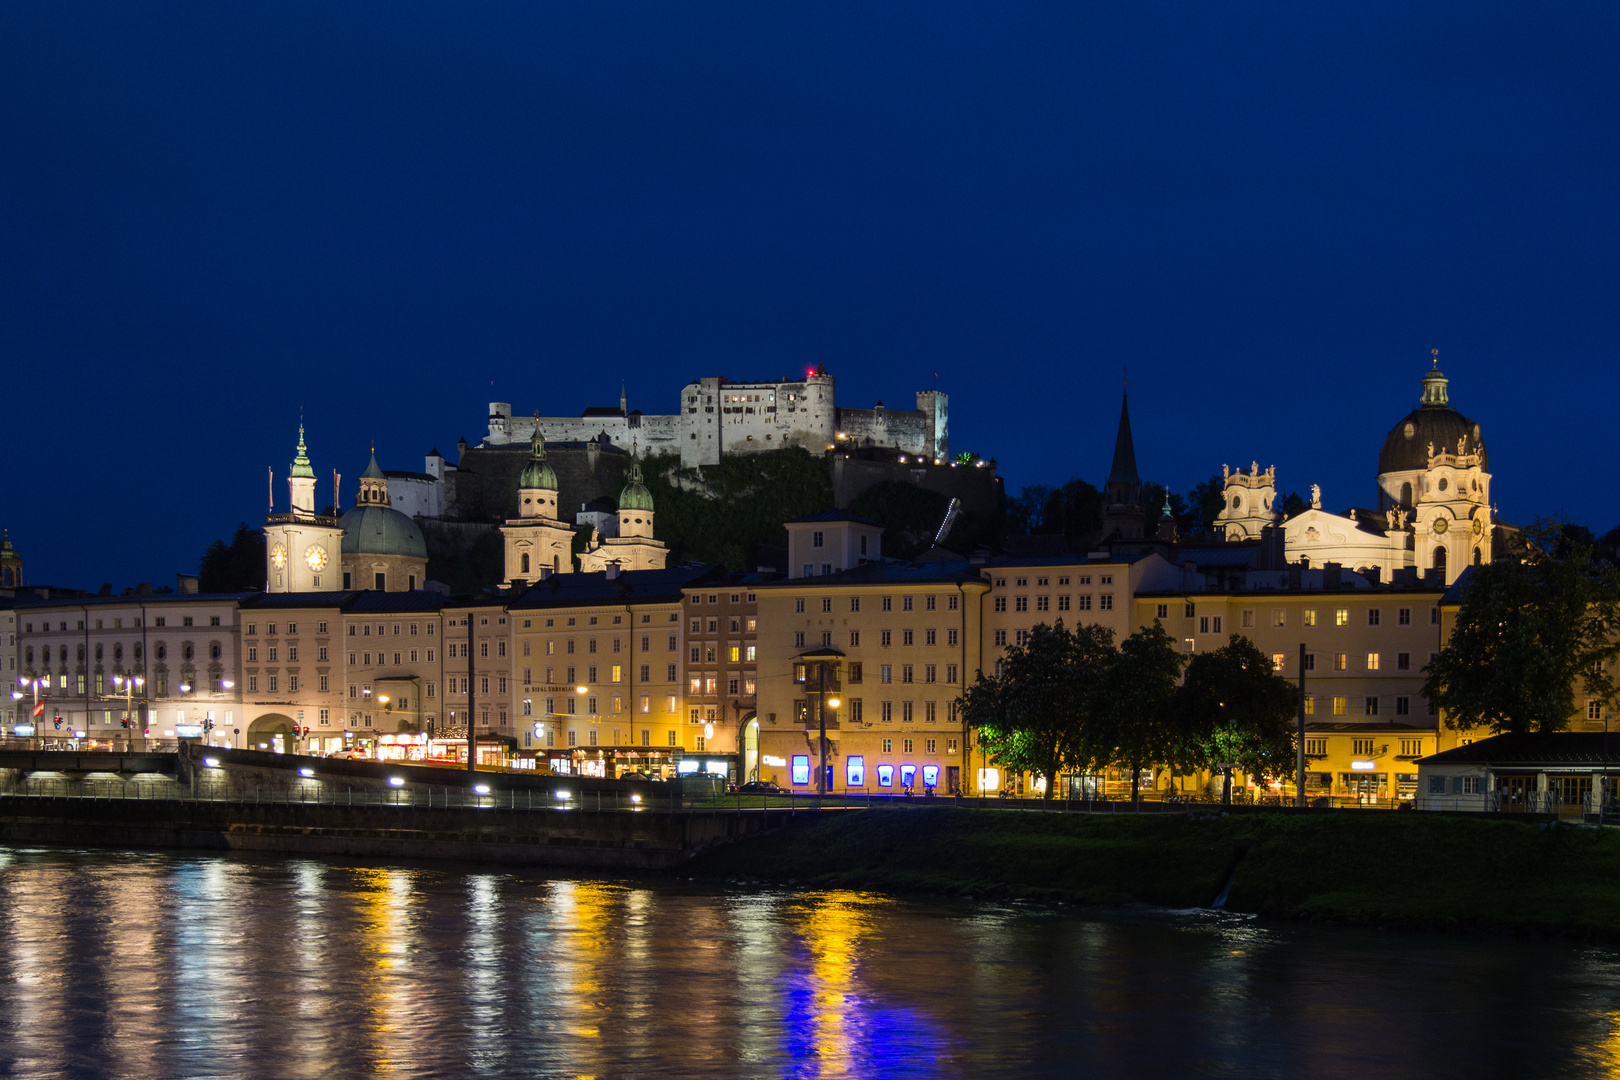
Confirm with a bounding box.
[350,867,418,1072]
[786,890,893,1078]
[551,880,623,1048]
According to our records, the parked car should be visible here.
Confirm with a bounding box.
[328,748,369,760]
[737,780,786,794]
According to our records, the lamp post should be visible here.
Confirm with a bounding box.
[112,674,145,752]
[15,675,48,748]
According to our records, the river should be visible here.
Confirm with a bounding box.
[0,845,1616,1078]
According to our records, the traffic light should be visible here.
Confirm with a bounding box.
[53,718,62,730]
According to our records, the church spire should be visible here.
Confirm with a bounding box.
[1102,386,1146,540]
[1107,390,1140,488]
[290,425,316,479]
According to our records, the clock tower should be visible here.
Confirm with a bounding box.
[264,426,344,593]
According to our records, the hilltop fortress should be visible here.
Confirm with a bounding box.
[482,365,948,468]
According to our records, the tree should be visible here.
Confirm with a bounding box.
[1424,522,1620,735]
[960,620,1115,798]
[1089,622,1186,805]
[1174,634,1299,801]
[198,524,266,592]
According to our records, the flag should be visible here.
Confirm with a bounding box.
[32,702,44,718]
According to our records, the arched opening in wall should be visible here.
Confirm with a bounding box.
[521,552,530,574]
[1473,548,1482,566]
[247,712,296,754]
[1401,482,1412,507]
[741,714,759,782]
[1433,545,1448,578]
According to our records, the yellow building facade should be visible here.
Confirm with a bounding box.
[754,563,988,795]
[1131,583,1460,802]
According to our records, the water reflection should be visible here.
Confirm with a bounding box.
[0,847,1618,1078]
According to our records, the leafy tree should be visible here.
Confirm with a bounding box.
[1006,484,1056,537]
[961,620,1115,797]
[1183,473,1227,538]
[424,529,505,595]
[1174,634,1299,800]
[1278,490,1308,519]
[848,482,951,558]
[1088,622,1187,805]
[1423,522,1620,735]
[640,448,835,569]
[198,524,266,592]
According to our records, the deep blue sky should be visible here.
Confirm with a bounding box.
[3,2,1617,589]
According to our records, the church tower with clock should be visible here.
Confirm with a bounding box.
[264,427,344,593]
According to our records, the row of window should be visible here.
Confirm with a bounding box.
[792,698,961,723]
[519,613,677,628]
[519,663,673,686]
[344,622,435,637]
[521,636,684,656]
[24,615,221,632]
[1300,695,1431,717]
[795,595,960,614]
[687,592,755,604]
[1305,738,1428,756]
[25,641,211,665]
[789,758,950,789]
[1275,650,1427,673]
[1156,604,1441,628]
[994,575,1111,588]
[793,630,959,648]
[994,594,1113,613]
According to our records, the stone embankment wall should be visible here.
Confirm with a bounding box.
[0,746,785,870]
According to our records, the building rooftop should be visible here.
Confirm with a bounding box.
[1418,732,1620,768]
[756,560,987,588]
[508,564,724,609]
[784,509,882,527]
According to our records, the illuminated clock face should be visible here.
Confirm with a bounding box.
[1471,517,1484,537]
[270,544,288,570]
[1432,518,1449,535]
[305,545,328,571]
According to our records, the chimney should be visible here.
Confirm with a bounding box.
[1366,565,1382,585]
[176,574,199,594]
[1323,562,1342,589]
[1288,563,1303,590]
[605,562,621,580]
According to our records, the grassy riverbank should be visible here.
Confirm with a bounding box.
[685,807,1620,937]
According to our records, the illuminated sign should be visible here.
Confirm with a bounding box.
[1351,760,1377,771]
[677,759,701,774]
[762,755,787,767]
[174,725,203,739]
[13,725,35,737]
[977,768,1001,791]
[922,765,939,787]
[791,755,811,785]
[900,764,916,788]
[877,764,894,787]
[705,760,728,776]
[846,756,865,787]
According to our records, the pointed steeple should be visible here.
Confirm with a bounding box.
[1107,392,1140,487]
[290,425,316,479]
[1101,386,1146,541]
[357,444,392,507]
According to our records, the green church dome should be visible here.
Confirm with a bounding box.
[339,505,428,559]
[519,430,558,490]
[618,458,655,513]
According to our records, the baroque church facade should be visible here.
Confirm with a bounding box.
[1212,355,1498,586]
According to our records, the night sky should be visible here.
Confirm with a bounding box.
[3,2,1617,589]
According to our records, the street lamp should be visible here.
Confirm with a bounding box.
[15,675,48,747]
[112,674,146,751]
